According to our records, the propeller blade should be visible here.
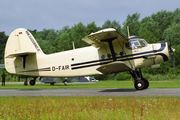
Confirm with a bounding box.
[171,52,176,71]
[169,35,176,72]
[169,35,172,48]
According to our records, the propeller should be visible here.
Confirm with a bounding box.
[169,35,176,72]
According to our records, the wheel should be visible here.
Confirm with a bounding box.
[29,80,36,86]
[142,78,149,89]
[50,83,54,85]
[134,80,145,90]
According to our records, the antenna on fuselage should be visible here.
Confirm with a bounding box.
[127,26,130,38]
[72,41,75,49]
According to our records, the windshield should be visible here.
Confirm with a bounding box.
[126,39,148,49]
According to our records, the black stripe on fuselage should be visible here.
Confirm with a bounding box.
[71,41,168,70]
[21,67,51,72]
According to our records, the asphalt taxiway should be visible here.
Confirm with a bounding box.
[0,88,180,97]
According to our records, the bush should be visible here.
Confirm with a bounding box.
[95,72,131,81]
[115,72,131,80]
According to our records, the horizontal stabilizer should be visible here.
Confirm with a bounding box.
[5,51,36,58]
[97,61,132,74]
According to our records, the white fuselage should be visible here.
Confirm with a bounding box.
[5,28,170,78]
[17,42,169,77]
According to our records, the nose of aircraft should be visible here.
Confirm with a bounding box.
[170,47,175,53]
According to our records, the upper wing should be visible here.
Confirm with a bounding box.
[82,28,129,48]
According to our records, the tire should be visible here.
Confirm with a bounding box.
[50,83,55,85]
[142,78,149,89]
[134,80,145,90]
[29,80,35,86]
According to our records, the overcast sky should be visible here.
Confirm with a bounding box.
[0,0,179,35]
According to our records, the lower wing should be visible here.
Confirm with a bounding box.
[96,61,132,74]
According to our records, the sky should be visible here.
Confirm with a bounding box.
[0,0,180,35]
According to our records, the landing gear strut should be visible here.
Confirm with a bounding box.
[129,69,149,90]
[63,80,67,86]
[29,77,37,86]
[24,78,28,86]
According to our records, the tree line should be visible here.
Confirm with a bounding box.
[0,8,180,80]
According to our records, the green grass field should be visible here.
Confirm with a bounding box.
[1,80,180,89]
[0,96,180,120]
[0,80,180,119]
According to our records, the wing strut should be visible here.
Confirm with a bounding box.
[101,37,117,61]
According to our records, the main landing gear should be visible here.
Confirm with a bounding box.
[129,69,149,90]
[29,77,37,86]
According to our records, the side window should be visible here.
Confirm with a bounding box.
[139,40,147,46]
[126,39,148,49]
[131,42,138,49]
[125,41,138,49]
[134,41,140,46]
[139,40,145,46]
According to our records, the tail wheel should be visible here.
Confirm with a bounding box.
[50,83,55,85]
[29,80,35,86]
[142,78,149,89]
[134,80,145,90]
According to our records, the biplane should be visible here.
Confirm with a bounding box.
[4,28,174,90]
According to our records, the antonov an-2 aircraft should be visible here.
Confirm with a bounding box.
[4,28,174,90]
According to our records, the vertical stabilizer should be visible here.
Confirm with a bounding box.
[5,28,43,58]
[5,28,43,75]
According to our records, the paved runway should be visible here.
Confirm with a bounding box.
[0,88,180,97]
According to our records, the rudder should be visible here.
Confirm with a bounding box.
[4,28,44,74]
[5,28,43,58]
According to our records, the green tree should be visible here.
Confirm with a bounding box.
[162,9,180,45]
[55,26,72,52]
[46,29,58,41]
[0,32,8,63]
[70,22,89,48]
[163,22,180,45]
[150,10,173,41]
[102,20,121,31]
[86,22,100,34]
[171,8,180,24]
[36,38,56,54]
[122,12,140,36]
[58,32,72,51]
[139,18,159,43]
[37,29,52,40]
[139,10,175,42]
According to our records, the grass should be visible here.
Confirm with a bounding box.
[0,80,180,119]
[0,96,180,120]
[0,80,180,89]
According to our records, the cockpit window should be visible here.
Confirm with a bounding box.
[133,41,140,46]
[139,40,147,46]
[126,39,148,49]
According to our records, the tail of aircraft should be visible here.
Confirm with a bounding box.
[5,28,43,57]
[5,28,44,74]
